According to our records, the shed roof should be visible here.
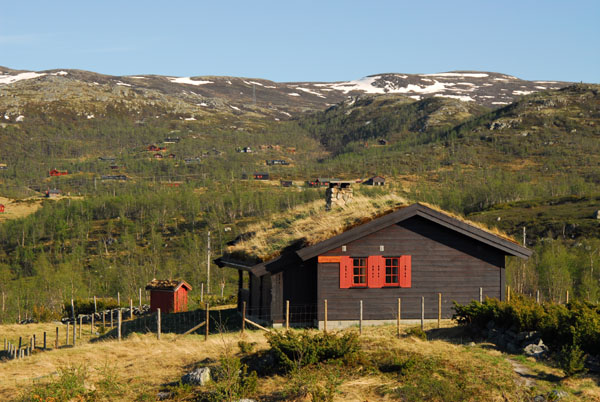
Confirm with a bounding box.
[145,279,192,292]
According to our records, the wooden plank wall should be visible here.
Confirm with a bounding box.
[317,216,506,321]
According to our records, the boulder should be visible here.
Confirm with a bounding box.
[523,341,548,358]
[181,367,211,386]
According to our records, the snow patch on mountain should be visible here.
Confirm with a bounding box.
[295,87,326,98]
[0,71,46,85]
[434,94,474,102]
[168,77,213,86]
[421,72,489,78]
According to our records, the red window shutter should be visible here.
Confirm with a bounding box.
[339,256,352,288]
[400,255,412,288]
[367,256,384,288]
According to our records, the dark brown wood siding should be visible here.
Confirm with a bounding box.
[317,216,505,320]
[282,261,318,323]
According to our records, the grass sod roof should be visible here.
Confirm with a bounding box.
[225,194,517,264]
[145,279,192,291]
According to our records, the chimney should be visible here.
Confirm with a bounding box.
[326,180,353,210]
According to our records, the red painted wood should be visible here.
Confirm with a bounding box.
[367,256,384,288]
[400,255,412,288]
[339,256,352,288]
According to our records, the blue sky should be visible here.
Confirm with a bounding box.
[1,1,598,83]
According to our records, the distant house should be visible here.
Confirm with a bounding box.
[109,165,120,170]
[162,182,182,187]
[0,163,7,170]
[241,173,249,180]
[307,178,334,187]
[254,172,269,180]
[280,180,293,187]
[363,176,385,186]
[184,157,202,164]
[101,175,128,181]
[238,147,253,153]
[49,169,68,177]
[266,160,290,166]
[0,204,4,213]
[147,144,159,151]
[163,137,180,144]
[145,279,192,313]
[98,157,116,162]
[45,188,61,198]
[287,147,296,153]
[378,139,388,146]
[153,153,163,159]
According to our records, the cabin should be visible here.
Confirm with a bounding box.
[145,279,192,313]
[109,165,121,170]
[147,144,159,151]
[378,139,388,146]
[306,178,335,188]
[184,157,202,164]
[153,153,163,159]
[238,147,253,153]
[98,157,116,162]
[49,169,68,177]
[280,180,293,187]
[164,137,180,144]
[0,204,4,213]
[253,172,269,180]
[363,176,385,186]
[217,203,531,329]
[101,175,128,181]
[0,163,7,170]
[45,188,61,198]
[167,153,176,159]
[266,160,290,166]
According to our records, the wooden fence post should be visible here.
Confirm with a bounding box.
[421,296,425,331]
[324,299,328,333]
[479,287,483,303]
[33,334,36,350]
[43,332,47,350]
[94,296,97,314]
[359,300,363,335]
[397,298,401,337]
[438,293,442,328]
[507,286,511,303]
[117,309,122,341]
[91,313,94,334]
[205,304,209,341]
[242,301,246,334]
[130,299,133,320]
[139,288,142,310]
[566,290,569,304]
[73,318,77,346]
[285,300,289,330]
[55,327,59,349]
[157,309,161,340]
[66,323,69,345]
[79,316,83,339]
[117,292,120,307]
[536,290,540,304]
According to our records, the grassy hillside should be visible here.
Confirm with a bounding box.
[3,321,599,401]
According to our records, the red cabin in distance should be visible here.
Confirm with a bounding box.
[145,279,192,313]
[0,204,4,213]
[49,169,68,177]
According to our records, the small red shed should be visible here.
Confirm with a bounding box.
[145,279,192,313]
[0,204,4,213]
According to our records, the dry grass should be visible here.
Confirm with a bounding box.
[2,321,599,401]
[0,324,268,401]
[227,193,518,263]
[0,196,42,222]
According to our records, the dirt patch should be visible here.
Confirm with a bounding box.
[508,358,537,387]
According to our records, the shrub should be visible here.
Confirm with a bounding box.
[209,355,258,402]
[237,340,256,354]
[265,330,361,372]
[63,298,119,316]
[19,365,88,401]
[556,343,587,377]
[405,326,427,340]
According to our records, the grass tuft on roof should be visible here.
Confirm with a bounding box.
[225,194,517,264]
